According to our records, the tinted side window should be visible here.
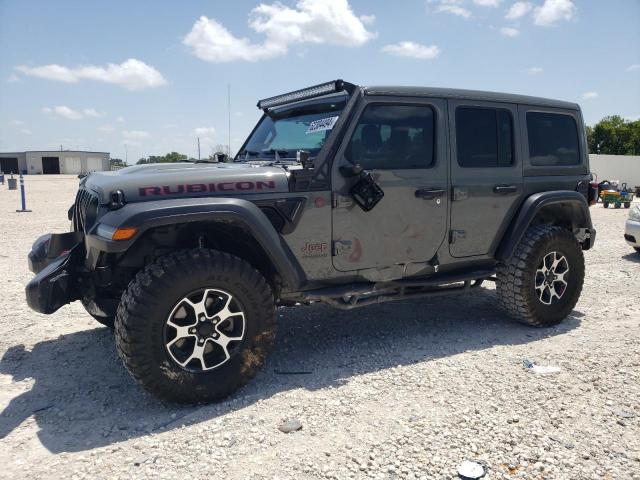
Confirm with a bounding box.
[456,107,513,168]
[346,105,435,169]
[526,112,579,166]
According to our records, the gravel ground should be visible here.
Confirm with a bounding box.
[1,175,639,480]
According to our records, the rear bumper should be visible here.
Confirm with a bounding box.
[26,232,84,314]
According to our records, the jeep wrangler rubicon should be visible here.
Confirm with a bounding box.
[26,80,597,403]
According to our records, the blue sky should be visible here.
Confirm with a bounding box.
[0,0,638,162]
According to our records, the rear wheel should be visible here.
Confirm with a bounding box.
[603,202,609,208]
[624,202,631,208]
[115,249,276,403]
[497,225,584,327]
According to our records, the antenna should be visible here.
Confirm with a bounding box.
[228,84,231,156]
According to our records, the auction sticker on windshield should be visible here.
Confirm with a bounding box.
[306,116,339,134]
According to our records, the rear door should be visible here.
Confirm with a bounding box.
[448,100,523,257]
[332,97,448,271]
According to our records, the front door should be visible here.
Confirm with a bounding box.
[448,100,523,257]
[332,98,448,272]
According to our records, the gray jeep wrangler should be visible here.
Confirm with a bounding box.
[26,80,597,403]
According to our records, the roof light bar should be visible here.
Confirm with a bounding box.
[257,79,355,111]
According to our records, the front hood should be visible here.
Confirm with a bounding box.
[84,162,290,203]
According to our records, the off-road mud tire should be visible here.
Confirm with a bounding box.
[115,249,276,403]
[496,225,584,327]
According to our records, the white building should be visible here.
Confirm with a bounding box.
[589,154,640,188]
[0,150,110,175]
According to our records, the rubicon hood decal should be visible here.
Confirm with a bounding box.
[139,180,277,197]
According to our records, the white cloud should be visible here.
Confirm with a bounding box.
[97,125,115,133]
[533,0,575,26]
[43,105,86,120]
[472,0,501,6]
[528,66,543,74]
[183,0,375,62]
[15,58,167,90]
[627,64,640,72]
[123,130,150,140]
[359,14,376,25]
[116,116,125,123]
[7,73,21,83]
[435,2,472,18]
[194,127,216,137]
[500,27,519,37]
[505,1,533,20]
[20,129,32,135]
[382,41,440,60]
[8,119,24,126]
[82,108,102,118]
[582,91,598,99]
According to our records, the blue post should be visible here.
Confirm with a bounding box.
[16,173,32,213]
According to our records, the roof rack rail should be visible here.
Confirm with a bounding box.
[257,79,356,111]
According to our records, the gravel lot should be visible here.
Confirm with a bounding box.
[1,175,639,480]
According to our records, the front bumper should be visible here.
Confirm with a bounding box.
[26,232,84,314]
[625,219,640,247]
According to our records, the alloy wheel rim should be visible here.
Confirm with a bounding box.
[534,251,570,305]
[164,288,245,372]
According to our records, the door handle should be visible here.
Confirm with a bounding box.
[415,187,445,200]
[493,184,518,195]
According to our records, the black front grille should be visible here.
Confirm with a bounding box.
[72,189,99,233]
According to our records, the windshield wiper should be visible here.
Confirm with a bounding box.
[262,149,295,159]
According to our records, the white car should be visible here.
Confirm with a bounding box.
[625,204,640,253]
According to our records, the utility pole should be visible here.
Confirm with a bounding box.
[125,144,128,165]
[197,137,201,160]
[228,84,231,157]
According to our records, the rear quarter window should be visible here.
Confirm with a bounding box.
[526,112,580,166]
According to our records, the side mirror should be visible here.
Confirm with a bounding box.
[339,163,363,178]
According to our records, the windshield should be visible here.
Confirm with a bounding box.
[238,95,347,160]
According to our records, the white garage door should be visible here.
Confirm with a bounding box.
[62,157,81,174]
[86,157,104,172]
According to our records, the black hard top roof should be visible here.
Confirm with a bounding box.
[362,85,579,110]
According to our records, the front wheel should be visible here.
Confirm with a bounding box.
[624,202,631,208]
[496,225,585,327]
[115,249,276,403]
[603,202,609,208]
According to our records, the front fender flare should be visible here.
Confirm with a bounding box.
[85,197,306,291]
[495,191,595,262]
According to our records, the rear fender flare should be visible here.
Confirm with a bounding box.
[84,197,306,291]
[496,191,594,261]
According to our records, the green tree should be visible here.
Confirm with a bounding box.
[109,157,126,168]
[587,116,640,155]
[136,152,189,165]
